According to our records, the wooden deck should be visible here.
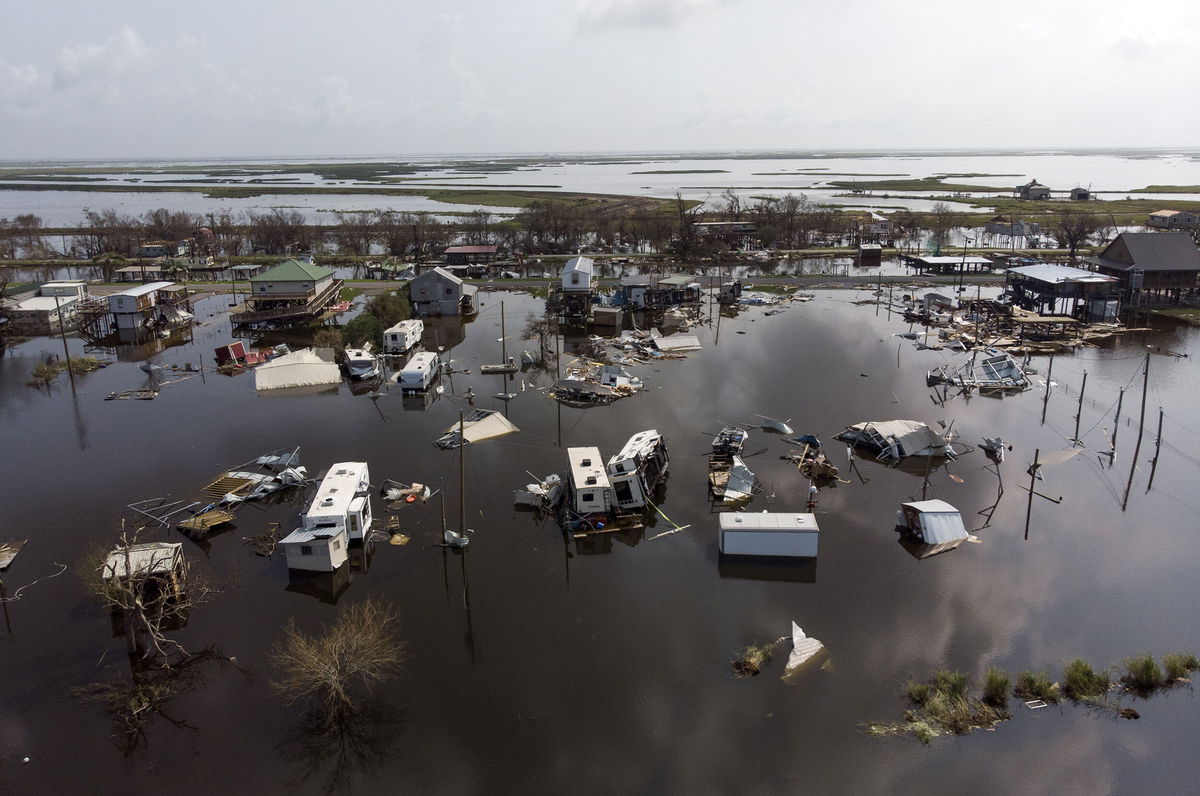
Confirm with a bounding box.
[178,508,236,532]
[202,473,256,500]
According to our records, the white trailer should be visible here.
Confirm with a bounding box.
[279,461,372,572]
[397,351,439,391]
[383,319,424,354]
[719,512,819,558]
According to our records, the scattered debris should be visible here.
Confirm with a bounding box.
[1,539,27,571]
[837,419,967,461]
[783,621,826,680]
[755,415,794,435]
[514,474,564,511]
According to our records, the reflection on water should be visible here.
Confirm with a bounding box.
[2,289,1200,792]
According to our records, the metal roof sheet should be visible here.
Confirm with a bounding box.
[1007,263,1118,284]
[443,409,519,444]
[720,512,820,532]
[255,348,341,390]
[250,259,334,283]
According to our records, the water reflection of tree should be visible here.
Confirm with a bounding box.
[278,698,405,795]
[74,647,236,755]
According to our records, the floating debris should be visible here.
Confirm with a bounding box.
[434,409,519,448]
[783,621,826,681]
[837,419,967,461]
[0,539,27,571]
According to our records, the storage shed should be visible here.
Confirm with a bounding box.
[719,512,819,558]
[897,499,968,557]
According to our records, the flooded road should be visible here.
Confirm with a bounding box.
[2,289,1199,794]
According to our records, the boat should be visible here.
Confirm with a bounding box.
[711,426,748,458]
[343,347,381,380]
[479,300,519,374]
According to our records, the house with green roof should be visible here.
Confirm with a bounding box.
[232,259,343,326]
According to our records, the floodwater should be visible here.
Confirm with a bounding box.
[2,289,1199,794]
[3,149,1199,225]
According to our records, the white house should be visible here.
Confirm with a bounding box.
[561,256,596,293]
[7,295,79,334]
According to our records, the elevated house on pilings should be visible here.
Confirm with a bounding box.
[230,260,342,328]
[1085,232,1200,304]
[548,256,596,320]
[1004,263,1121,322]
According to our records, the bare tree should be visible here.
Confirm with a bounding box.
[1052,210,1102,257]
[271,599,406,722]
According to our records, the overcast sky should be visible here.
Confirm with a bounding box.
[2,0,1197,160]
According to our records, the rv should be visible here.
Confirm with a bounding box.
[562,429,669,531]
[396,351,439,391]
[279,462,373,572]
[383,319,424,354]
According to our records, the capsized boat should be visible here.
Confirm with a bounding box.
[711,426,748,458]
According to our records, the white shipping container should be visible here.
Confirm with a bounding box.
[719,512,819,558]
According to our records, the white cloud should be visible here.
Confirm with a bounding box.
[53,26,149,90]
[576,0,739,31]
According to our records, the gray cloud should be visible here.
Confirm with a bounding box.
[576,0,739,31]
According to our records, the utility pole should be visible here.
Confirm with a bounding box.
[1146,407,1164,492]
[53,293,75,384]
[1072,370,1087,444]
[1041,354,1054,425]
[1024,448,1040,541]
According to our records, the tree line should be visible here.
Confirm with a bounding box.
[0,197,1124,262]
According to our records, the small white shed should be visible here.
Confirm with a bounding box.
[279,527,349,572]
[719,512,819,558]
[561,256,595,292]
[898,500,967,549]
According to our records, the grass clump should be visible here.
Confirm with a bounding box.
[1014,671,1060,703]
[28,355,104,385]
[1121,654,1164,695]
[1063,659,1110,701]
[732,640,779,678]
[866,668,1010,744]
[982,667,1011,708]
[1163,652,1200,681]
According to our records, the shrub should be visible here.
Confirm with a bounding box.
[982,667,1011,707]
[1014,670,1060,703]
[1162,653,1200,682]
[1063,659,1110,700]
[933,670,969,700]
[1122,654,1163,694]
[905,681,931,705]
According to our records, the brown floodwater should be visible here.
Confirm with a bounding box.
[1,289,1198,794]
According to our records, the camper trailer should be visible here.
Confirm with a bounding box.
[279,462,373,572]
[397,351,439,391]
[383,319,424,355]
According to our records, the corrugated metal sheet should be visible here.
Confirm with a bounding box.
[653,334,701,352]
[1006,264,1118,284]
[255,349,340,391]
[280,526,345,545]
[848,420,946,456]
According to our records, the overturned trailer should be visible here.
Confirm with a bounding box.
[561,430,670,534]
[927,348,1030,392]
[837,420,967,461]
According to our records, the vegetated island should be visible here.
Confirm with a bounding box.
[630,169,730,174]
[865,652,1199,745]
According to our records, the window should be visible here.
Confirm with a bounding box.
[333,540,341,550]
[614,481,633,504]
[300,545,313,556]
[581,491,595,502]
[571,273,580,285]
[445,288,453,295]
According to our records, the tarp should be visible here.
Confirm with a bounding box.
[255,348,340,391]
